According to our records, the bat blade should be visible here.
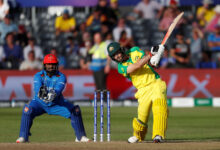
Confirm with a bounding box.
[161,12,184,45]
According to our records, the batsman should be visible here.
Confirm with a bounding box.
[16,54,90,143]
[107,42,168,143]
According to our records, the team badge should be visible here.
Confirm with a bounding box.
[135,56,139,61]
[24,107,29,112]
[109,46,114,51]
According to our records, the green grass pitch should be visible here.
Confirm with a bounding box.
[0,106,220,143]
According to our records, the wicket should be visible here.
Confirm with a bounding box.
[93,90,111,142]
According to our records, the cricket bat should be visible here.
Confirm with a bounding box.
[161,12,184,45]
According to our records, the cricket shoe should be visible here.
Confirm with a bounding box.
[16,137,28,143]
[128,136,139,143]
[153,135,163,143]
[75,136,91,142]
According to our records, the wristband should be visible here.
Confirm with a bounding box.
[149,52,153,57]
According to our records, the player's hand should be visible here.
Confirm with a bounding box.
[44,89,56,103]
[38,85,48,100]
[150,44,165,56]
[150,54,161,67]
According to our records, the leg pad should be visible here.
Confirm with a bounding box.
[152,98,168,139]
[19,104,33,141]
[71,105,86,140]
[132,118,147,141]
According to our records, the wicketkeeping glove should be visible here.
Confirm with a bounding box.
[38,85,48,100]
[44,89,56,103]
[150,44,165,66]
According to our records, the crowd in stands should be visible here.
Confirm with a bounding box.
[0,0,220,71]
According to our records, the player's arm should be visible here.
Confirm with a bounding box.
[33,73,43,96]
[127,54,151,74]
[34,74,48,101]
[53,74,67,96]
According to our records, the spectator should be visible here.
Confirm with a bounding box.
[159,47,175,69]
[65,36,80,69]
[133,0,163,20]
[207,24,220,51]
[101,22,110,37]
[3,32,23,69]
[205,5,220,32]
[19,50,42,71]
[190,27,204,67]
[79,41,92,70]
[15,25,28,48]
[50,48,66,70]
[159,0,181,32]
[196,0,215,28]
[0,45,5,68]
[55,9,76,36]
[95,0,118,29]
[105,32,113,46]
[0,14,18,44]
[0,0,9,21]
[23,37,43,61]
[159,7,175,32]
[119,30,134,49]
[170,31,191,68]
[113,18,132,42]
[82,31,92,46]
[75,22,88,46]
[66,36,80,55]
[86,9,106,34]
[110,0,120,19]
[89,32,110,90]
[196,51,217,68]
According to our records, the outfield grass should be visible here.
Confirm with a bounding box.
[0,107,220,143]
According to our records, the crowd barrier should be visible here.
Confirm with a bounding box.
[0,69,220,101]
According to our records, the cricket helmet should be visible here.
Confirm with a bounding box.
[107,42,121,57]
[107,42,128,63]
[43,54,58,64]
[43,54,59,76]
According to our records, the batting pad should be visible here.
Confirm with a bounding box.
[133,118,147,141]
[152,98,168,139]
[71,105,86,141]
[19,104,33,141]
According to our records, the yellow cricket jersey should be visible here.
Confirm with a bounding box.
[197,7,215,27]
[118,47,160,90]
[55,16,76,31]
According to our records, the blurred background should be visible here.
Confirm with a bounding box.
[0,0,220,107]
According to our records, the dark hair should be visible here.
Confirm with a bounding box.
[67,36,74,41]
[28,37,36,42]
[5,32,14,42]
[28,50,35,56]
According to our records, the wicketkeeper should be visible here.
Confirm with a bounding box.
[16,54,90,143]
[107,42,168,143]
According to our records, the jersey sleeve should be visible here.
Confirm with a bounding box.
[55,16,61,28]
[54,74,67,96]
[70,17,76,27]
[118,63,130,79]
[33,73,43,97]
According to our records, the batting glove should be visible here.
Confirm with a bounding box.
[150,45,165,66]
[150,54,161,67]
[150,44,165,56]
